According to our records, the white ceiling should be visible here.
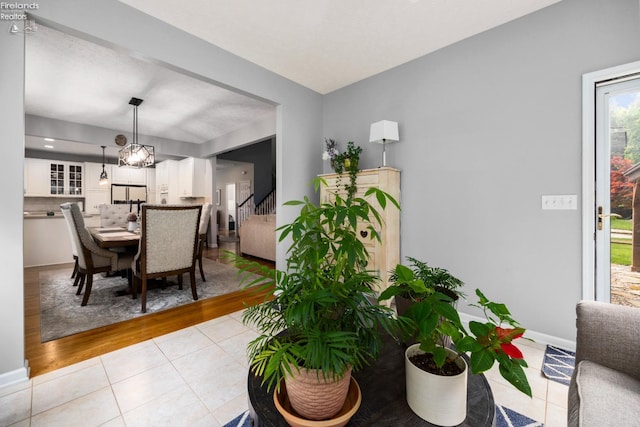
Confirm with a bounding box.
[120,0,561,94]
[24,25,275,152]
[24,0,560,157]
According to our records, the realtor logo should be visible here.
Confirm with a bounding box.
[1,2,39,34]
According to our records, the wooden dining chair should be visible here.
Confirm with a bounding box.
[60,203,82,285]
[196,203,213,281]
[131,204,202,313]
[60,203,134,306]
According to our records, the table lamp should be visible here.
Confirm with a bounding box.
[369,120,399,167]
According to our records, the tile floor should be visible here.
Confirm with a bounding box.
[0,311,568,427]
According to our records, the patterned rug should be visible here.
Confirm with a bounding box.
[496,405,544,427]
[39,258,257,342]
[541,345,576,386]
[223,411,251,427]
[224,406,543,426]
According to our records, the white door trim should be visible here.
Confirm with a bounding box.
[582,60,640,301]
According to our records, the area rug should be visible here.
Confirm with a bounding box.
[39,258,260,342]
[223,411,251,427]
[224,406,544,427]
[496,405,544,427]
[541,345,576,386]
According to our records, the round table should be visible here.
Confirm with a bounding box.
[247,333,496,426]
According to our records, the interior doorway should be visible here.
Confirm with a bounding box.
[226,183,236,232]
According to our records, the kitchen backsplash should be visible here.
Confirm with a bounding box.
[24,197,85,213]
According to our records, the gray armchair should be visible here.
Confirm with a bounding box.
[131,204,201,313]
[568,300,640,426]
[60,203,134,306]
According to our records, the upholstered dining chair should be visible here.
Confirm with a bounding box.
[196,203,213,281]
[60,203,82,285]
[131,204,201,313]
[60,203,134,306]
[99,204,131,228]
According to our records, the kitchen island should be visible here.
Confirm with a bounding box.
[23,212,99,267]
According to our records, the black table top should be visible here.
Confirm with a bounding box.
[247,333,495,426]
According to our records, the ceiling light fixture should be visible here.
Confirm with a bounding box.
[369,120,399,167]
[99,145,109,186]
[118,97,155,168]
[44,137,55,142]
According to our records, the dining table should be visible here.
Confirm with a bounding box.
[88,226,140,297]
[89,226,140,249]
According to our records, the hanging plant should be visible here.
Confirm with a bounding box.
[330,141,363,200]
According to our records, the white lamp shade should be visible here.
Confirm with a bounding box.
[369,120,399,144]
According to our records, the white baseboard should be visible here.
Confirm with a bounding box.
[458,313,576,352]
[0,360,30,389]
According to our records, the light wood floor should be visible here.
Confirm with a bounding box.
[24,240,274,378]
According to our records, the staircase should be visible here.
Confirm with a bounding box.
[237,189,276,231]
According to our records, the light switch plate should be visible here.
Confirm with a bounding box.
[541,195,577,210]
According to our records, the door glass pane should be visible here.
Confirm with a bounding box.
[609,90,640,307]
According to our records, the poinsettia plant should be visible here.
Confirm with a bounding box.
[381,264,532,397]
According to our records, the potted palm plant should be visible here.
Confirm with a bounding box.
[234,177,400,422]
[381,256,465,317]
[380,264,531,426]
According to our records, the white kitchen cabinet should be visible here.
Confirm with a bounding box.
[83,162,111,213]
[156,160,180,203]
[85,189,111,215]
[24,216,72,267]
[24,158,51,196]
[146,168,156,203]
[178,157,207,197]
[155,160,169,194]
[111,165,146,185]
[24,158,84,197]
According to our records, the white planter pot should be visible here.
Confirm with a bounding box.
[405,343,468,426]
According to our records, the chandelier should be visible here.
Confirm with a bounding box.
[118,97,155,168]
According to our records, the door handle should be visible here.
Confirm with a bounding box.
[597,206,622,230]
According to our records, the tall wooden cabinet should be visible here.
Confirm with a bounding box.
[319,167,401,294]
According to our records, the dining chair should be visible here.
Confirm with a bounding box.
[60,203,82,285]
[99,204,131,228]
[60,203,134,306]
[196,203,213,281]
[131,204,202,313]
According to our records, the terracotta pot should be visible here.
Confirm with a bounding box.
[405,344,467,426]
[274,377,361,427]
[284,367,353,420]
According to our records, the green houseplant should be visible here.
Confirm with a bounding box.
[323,139,363,199]
[235,177,400,421]
[381,256,465,316]
[380,263,531,425]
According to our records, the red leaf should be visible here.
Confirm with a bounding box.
[500,342,524,359]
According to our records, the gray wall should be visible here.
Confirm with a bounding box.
[0,15,27,385]
[0,0,322,384]
[323,0,640,342]
[218,138,275,203]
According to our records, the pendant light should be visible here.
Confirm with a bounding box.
[118,97,155,168]
[99,145,109,185]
